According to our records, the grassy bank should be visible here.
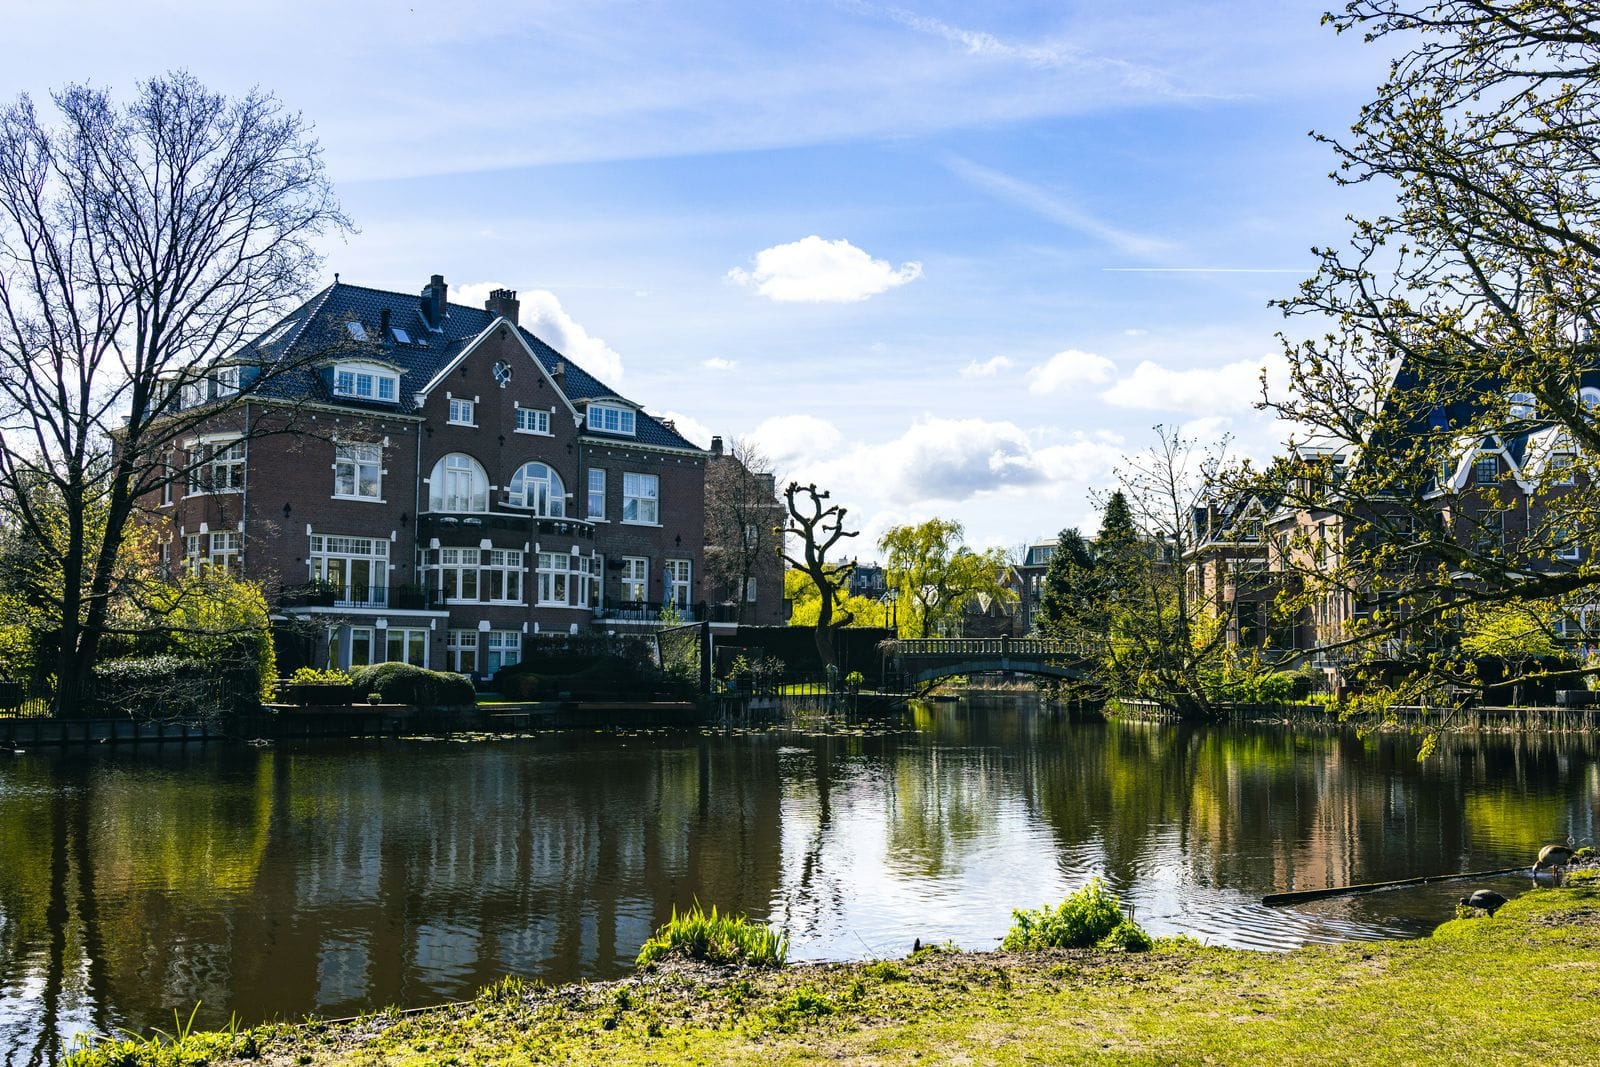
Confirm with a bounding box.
[69,887,1600,1066]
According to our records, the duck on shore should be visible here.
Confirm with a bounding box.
[1535,844,1575,883]
[1460,889,1508,915]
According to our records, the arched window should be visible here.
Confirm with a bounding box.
[1581,387,1600,410]
[508,462,565,516]
[429,453,488,513]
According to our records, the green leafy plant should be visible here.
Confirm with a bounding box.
[635,903,787,969]
[1002,878,1148,951]
[289,667,352,685]
[1097,918,1153,953]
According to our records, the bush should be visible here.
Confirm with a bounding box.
[634,904,787,969]
[1002,878,1147,951]
[91,655,223,719]
[1097,918,1153,953]
[349,662,475,708]
[289,667,352,684]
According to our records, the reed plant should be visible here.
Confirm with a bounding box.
[635,903,788,968]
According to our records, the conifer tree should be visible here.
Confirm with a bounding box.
[1036,528,1097,637]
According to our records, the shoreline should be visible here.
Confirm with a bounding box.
[64,885,1600,1066]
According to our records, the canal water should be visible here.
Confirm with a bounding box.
[1,694,1597,1063]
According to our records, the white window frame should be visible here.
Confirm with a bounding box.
[586,403,636,436]
[665,558,692,608]
[428,453,489,513]
[448,396,476,426]
[438,546,481,603]
[587,468,606,520]
[349,626,376,668]
[188,439,245,495]
[515,407,551,435]
[622,472,659,525]
[334,442,383,501]
[485,630,521,674]
[447,629,479,674]
[208,531,240,574]
[386,627,429,667]
[621,556,649,603]
[183,533,202,572]
[507,462,566,516]
[308,534,389,608]
[331,362,398,402]
[537,552,582,606]
[1552,451,1578,486]
[486,548,524,604]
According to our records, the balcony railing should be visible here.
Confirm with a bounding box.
[418,512,595,542]
[594,600,703,624]
[279,583,437,611]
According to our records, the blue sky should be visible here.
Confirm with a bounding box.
[9,1,1396,553]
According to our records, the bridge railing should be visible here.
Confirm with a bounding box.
[895,636,1100,658]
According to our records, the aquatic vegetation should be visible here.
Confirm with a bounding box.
[1002,878,1148,951]
[635,903,788,968]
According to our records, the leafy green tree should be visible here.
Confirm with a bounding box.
[878,518,1014,638]
[1458,601,1564,707]
[1035,528,1098,637]
[784,569,888,629]
[1255,2,1600,720]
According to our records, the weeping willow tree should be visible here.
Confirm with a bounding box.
[1254,2,1600,724]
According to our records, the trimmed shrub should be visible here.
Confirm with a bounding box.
[635,904,787,969]
[91,655,221,719]
[349,662,475,708]
[1002,878,1148,952]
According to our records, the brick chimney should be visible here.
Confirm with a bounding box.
[485,288,520,325]
[421,274,448,329]
[710,435,724,455]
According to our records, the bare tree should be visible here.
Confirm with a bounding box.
[782,481,858,668]
[704,438,782,624]
[0,72,350,714]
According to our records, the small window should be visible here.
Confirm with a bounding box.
[1475,456,1499,484]
[587,468,606,520]
[745,577,758,603]
[1552,452,1577,486]
[391,326,412,344]
[586,404,636,436]
[621,556,649,602]
[448,397,475,425]
[516,407,550,434]
[346,321,367,341]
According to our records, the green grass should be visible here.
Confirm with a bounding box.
[62,887,1600,1066]
[634,903,788,968]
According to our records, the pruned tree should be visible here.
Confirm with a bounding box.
[782,481,858,667]
[1257,2,1600,721]
[878,517,1014,638]
[704,438,781,623]
[0,72,350,714]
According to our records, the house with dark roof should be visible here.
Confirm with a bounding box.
[156,274,708,677]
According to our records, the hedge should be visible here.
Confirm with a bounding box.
[349,662,475,708]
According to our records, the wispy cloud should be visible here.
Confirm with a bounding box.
[959,355,1015,379]
[702,357,738,372]
[946,157,1177,260]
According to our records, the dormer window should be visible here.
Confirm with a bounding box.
[346,321,368,341]
[332,361,399,403]
[586,403,636,436]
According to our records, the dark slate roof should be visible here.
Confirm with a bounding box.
[239,281,701,452]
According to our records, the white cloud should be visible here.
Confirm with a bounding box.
[825,417,1123,507]
[702,357,739,372]
[726,236,923,303]
[454,281,625,385]
[1026,349,1117,395]
[653,410,714,449]
[1102,353,1286,413]
[959,355,1015,379]
[749,414,843,469]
